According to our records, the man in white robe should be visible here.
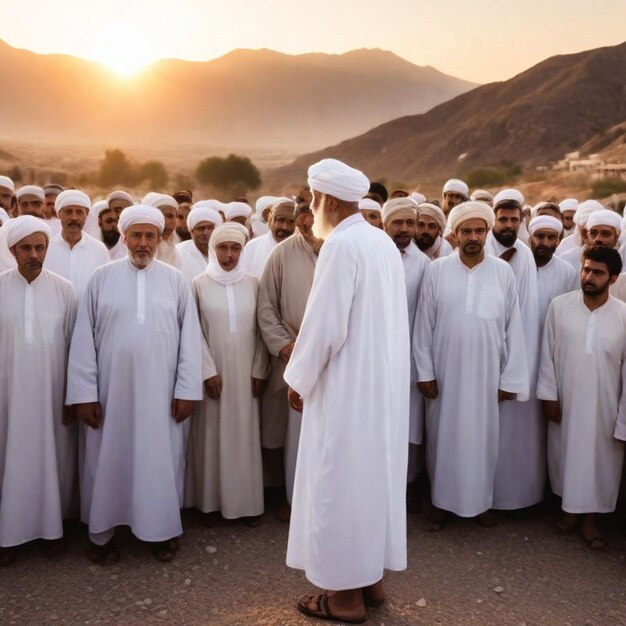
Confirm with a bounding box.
[359,197,383,228]
[286,159,409,623]
[43,184,64,237]
[0,216,77,565]
[250,196,275,238]
[0,175,14,214]
[538,245,626,549]
[415,202,453,260]
[441,178,468,216]
[94,202,128,261]
[485,189,541,514]
[415,202,528,528]
[556,199,602,257]
[257,202,322,516]
[66,205,202,565]
[145,194,183,270]
[559,198,577,238]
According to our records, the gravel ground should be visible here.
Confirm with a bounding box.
[0,505,624,625]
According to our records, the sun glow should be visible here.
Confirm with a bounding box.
[90,25,157,77]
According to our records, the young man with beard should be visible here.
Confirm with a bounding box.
[538,246,626,550]
[415,203,453,260]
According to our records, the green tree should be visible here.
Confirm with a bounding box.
[98,149,136,187]
[138,160,168,189]
[195,154,261,192]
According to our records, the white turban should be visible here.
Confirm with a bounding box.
[118,205,165,236]
[410,192,426,204]
[83,200,109,239]
[528,215,563,236]
[6,215,51,248]
[0,208,10,224]
[381,197,417,223]
[16,185,45,201]
[255,196,279,214]
[575,200,604,226]
[359,198,382,213]
[211,222,249,248]
[144,193,178,211]
[470,189,494,202]
[193,199,224,213]
[55,189,91,215]
[187,207,223,232]
[448,201,494,231]
[225,202,252,220]
[93,200,110,215]
[586,209,622,232]
[493,188,524,208]
[559,198,578,214]
[442,179,468,197]
[417,202,447,233]
[0,176,14,193]
[307,158,370,202]
[107,190,134,205]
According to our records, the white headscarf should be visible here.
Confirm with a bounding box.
[225,202,252,221]
[205,222,250,286]
[586,209,622,232]
[118,205,165,238]
[187,207,223,232]
[107,190,134,205]
[16,185,45,201]
[0,208,10,225]
[144,193,178,211]
[448,201,495,231]
[6,215,52,248]
[0,176,15,193]
[493,188,524,208]
[442,179,468,197]
[307,158,369,202]
[528,215,563,236]
[381,197,417,223]
[55,189,91,215]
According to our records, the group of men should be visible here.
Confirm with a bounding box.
[0,161,625,623]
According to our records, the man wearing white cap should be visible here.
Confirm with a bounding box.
[414,201,528,529]
[96,202,128,261]
[176,204,223,283]
[66,205,203,565]
[559,199,577,237]
[0,216,77,566]
[556,199,602,257]
[415,203,453,260]
[538,245,626,549]
[43,184,64,236]
[16,185,46,219]
[251,196,275,238]
[225,200,252,226]
[144,194,183,270]
[359,197,383,229]
[45,190,110,300]
[0,175,14,214]
[106,190,134,216]
[441,178,469,216]
[286,159,409,623]
[470,189,494,206]
[257,202,322,520]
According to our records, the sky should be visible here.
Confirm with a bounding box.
[0,0,624,83]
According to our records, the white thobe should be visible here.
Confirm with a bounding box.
[556,234,582,257]
[184,274,269,518]
[0,222,16,272]
[45,232,111,300]
[66,258,203,542]
[284,213,409,590]
[422,236,453,261]
[176,239,208,283]
[610,273,626,303]
[537,256,578,324]
[242,231,278,279]
[0,269,77,545]
[537,292,626,513]
[107,239,127,261]
[414,254,528,517]
[47,217,62,237]
[250,214,269,238]
[486,234,542,509]
[157,237,183,270]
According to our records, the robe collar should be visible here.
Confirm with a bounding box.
[332,212,364,236]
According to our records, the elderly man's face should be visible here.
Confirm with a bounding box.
[125,224,160,268]
[59,205,87,236]
[0,186,13,211]
[215,241,242,271]
[11,232,48,277]
[588,225,619,249]
[443,192,465,214]
[456,218,488,257]
[384,209,417,249]
[18,194,45,219]
[192,221,216,250]
[270,207,296,241]
[415,215,440,251]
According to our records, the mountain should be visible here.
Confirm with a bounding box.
[267,41,626,186]
[0,41,477,151]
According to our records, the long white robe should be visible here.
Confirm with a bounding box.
[0,222,16,272]
[184,274,268,518]
[555,231,582,257]
[45,232,111,300]
[242,231,277,279]
[537,292,626,513]
[414,254,528,517]
[0,269,77,545]
[66,258,203,541]
[157,237,183,270]
[284,213,409,590]
[176,239,208,283]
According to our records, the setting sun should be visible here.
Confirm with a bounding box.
[90,24,156,76]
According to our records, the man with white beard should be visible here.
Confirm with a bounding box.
[0,216,77,565]
[538,246,626,549]
[415,203,453,260]
[415,202,528,530]
[66,205,202,565]
[286,159,409,624]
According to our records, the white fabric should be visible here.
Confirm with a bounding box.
[45,232,111,300]
[66,258,203,541]
[422,236,453,261]
[156,238,183,270]
[307,158,370,202]
[84,200,108,239]
[538,292,626,512]
[250,214,270,237]
[493,188,524,208]
[586,209,621,232]
[381,197,417,223]
[118,205,164,236]
[144,194,178,211]
[358,198,381,212]
[55,190,91,215]
[528,216,563,236]
[177,239,208,283]
[0,269,77,545]
[417,203,446,233]
[6,215,51,248]
[107,239,128,261]
[448,201,494,231]
[255,196,279,214]
[225,202,252,220]
[442,179,468,196]
[410,192,426,204]
[106,190,134,205]
[0,176,14,193]
[187,207,222,232]
[414,254,528,517]
[241,231,277,279]
[0,209,10,224]
[471,189,493,202]
[559,198,578,214]
[284,213,409,590]
[16,185,45,201]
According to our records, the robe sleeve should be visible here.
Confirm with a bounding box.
[283,236,356,398]
[63,284,78,349]
[192,278,218,381]
[173,278,203,400]
[252,329,271,380]
[414,264,437,382]
[536,300,559,402]
[614,338,626,441]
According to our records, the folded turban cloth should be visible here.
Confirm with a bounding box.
[307,158,370,202]
[255,196,279,214]
[0,176,14,193]
[528,215,563,236]
[6,215,52,248]
[359,198,382,212]
[448,201,494,231]
[574,200,604,226]
[417,202,447,233]
[470,189,494,202]
[43,184,64,196]
[381,197,417,223]
[93,200,110,215]
[0,208,10,224]
[442,179,468,197]
[187,207,223,232]
[16,185,45,201]
[586,209,622,232]
[559,198,578,214]
[410,192,426,204]
[55,189,91,215]
[144,193,178,211]
[107,190,134,205]
[493,188,524,209]
[193,199,224,212]
[225,201,252,220]
[211,222,249,248]
[118,205,165,236]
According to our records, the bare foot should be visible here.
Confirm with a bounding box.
[476,511,498,528]
[362,579,385,607]
[297,590,367,624]
[580,514,606,550]
[554,512,576,535]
